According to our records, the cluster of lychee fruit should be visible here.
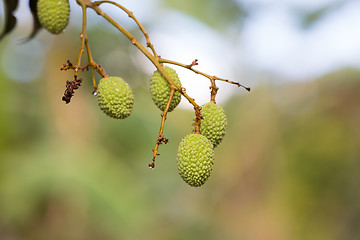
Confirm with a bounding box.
[149,67,228,187]
[37,0,229,187]
[96,66,227,187]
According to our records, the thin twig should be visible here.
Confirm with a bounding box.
[84,36,108,86]
[149,88,176,169]
[93,0,158,57]
[160,58,251,92]
[73,4,88,79]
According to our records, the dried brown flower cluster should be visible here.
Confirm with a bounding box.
[62,77,82,104]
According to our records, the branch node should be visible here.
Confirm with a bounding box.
[191,59,198,67]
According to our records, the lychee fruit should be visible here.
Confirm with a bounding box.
[177,133,214,187]
[150,66,181,112]
[198,102,227,147]
[37,0,70,34]
[97,76,134,119]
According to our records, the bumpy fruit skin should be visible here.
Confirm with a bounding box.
[37,0,70,34]
[150,66,182,112]
[177,133,214,187]
[199,102,227,147]
[97,77,134,119]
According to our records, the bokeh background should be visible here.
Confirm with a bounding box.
[1,0,360,239]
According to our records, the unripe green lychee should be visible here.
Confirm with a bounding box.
[177,133,214,187]
[198,102,227,147]
[37,0,70,34]
[97,76,134,119]
[150,66,182,112]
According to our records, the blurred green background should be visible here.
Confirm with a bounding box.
[1,0,360,239]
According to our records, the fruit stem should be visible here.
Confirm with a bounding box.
[66,1,109,95]
[210,78,219,103]
[193,105,203,134]
[73,4,88,79]
[84,36,108,93]
[149,88,176,168]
